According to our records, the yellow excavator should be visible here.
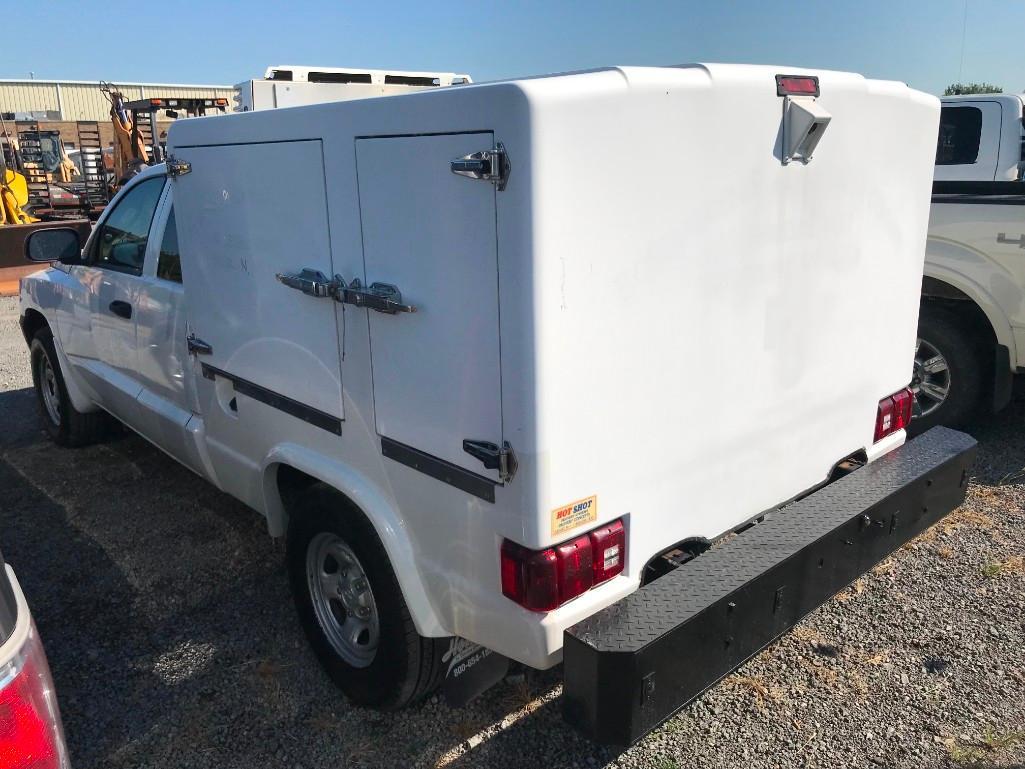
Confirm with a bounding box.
[0,118,38,226]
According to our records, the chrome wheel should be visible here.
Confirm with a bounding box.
[911,338,951,419]
[305,533,379,668]
[37,351,61,427]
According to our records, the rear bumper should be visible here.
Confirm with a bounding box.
[562,426,977,746]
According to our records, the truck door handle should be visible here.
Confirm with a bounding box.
[109,300,132,319]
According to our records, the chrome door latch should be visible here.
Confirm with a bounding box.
[450,142,511,191]
[462,439,517,483]
[276,268,416,314]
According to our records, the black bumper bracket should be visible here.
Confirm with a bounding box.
[562,426,977,746]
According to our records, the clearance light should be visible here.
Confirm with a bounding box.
[776,74,820,97]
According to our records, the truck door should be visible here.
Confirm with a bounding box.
[934,100,1003,181]
[355,133,504,487]
[168,140,343,493]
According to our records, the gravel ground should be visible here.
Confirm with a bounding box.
[1,294,1023,769]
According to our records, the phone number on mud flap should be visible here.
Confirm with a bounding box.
[452,648,493,678]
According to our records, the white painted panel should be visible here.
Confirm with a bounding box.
[356,132,502,479]
[171,140,343,419]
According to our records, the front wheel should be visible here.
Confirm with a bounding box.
[29,327,108,447]
[907,308,983,436]
[286,483,445,709]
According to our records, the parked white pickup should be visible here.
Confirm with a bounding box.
[17,64,974,741]
[912,93,1025,431]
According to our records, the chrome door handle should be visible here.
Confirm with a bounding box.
[997,233,1025,249]
[276,268,416,314]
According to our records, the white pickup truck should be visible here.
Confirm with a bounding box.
[18,64,976,745]
[913,93,1025,431]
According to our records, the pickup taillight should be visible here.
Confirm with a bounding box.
[874,387,914,442]
[0,619,68,769]
[501,519,626,612]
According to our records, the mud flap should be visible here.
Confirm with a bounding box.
[438,638,510,707]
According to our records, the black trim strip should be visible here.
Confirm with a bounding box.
[932,194,1025,205]
[934,181,1025,203]
[200,364,342,435]
[380,437,497,503]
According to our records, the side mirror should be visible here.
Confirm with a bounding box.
[25,227,82,265]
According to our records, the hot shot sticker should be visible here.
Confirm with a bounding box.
[551,495,598,536]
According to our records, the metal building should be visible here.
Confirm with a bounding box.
[0,78,234,122]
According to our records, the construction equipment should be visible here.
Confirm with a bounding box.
[101,81,228,187]
[0,115,37,226]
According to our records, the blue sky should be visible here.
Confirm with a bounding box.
[4,0,1022,95]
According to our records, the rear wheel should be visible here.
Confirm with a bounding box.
[30,327,108,447]
[286,483,445,708]
[908,308,983,435]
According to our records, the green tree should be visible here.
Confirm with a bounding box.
[943,82,1003,95]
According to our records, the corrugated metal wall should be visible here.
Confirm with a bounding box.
[1,81,234,121]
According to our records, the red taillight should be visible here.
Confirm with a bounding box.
[500,540,559,611]
[775,74,820,97]
[0,622,66,769]
[874,387,914,442]
[501,519,625,612]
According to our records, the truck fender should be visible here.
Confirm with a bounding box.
[20,304,98,415]
[260,443,446,638]
[922,260,1018,364]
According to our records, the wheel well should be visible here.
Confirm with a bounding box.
[921,277,997,348]
[273,465,366,537]
[20,308,48,347]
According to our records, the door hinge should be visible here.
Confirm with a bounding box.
[186,333,212,355]
[275,268,416,313]
[462,439,517,483]
[450,142,511,191]
[166,155,191,177]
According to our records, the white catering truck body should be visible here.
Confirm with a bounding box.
[19,64,977,744]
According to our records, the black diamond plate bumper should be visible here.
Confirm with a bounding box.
[562,427,977,746]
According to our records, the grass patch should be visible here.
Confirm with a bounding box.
[981,556,1024,579]
[945,729,1025,767]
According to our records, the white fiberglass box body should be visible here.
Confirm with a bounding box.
[165,64,939,668]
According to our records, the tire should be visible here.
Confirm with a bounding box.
[29,327,108,447]
[287,483,445,709]
[907,307,984,436]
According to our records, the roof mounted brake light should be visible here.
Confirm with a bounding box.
[776,75,820,97]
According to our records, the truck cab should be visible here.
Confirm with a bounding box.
[912,93,1025,432]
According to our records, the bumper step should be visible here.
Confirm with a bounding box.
[562,426,977,746]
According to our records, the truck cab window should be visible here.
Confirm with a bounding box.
[157,208,181,282]
[93,176,165,275]
[935,106,982,165]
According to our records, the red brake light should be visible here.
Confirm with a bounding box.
[775,74,820,97]
[555,535,594,602]
[589,520,625,584]
[874,387,914,442]
[501,540,559,612]
[0,623,66,769]
[501,519,626,612]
